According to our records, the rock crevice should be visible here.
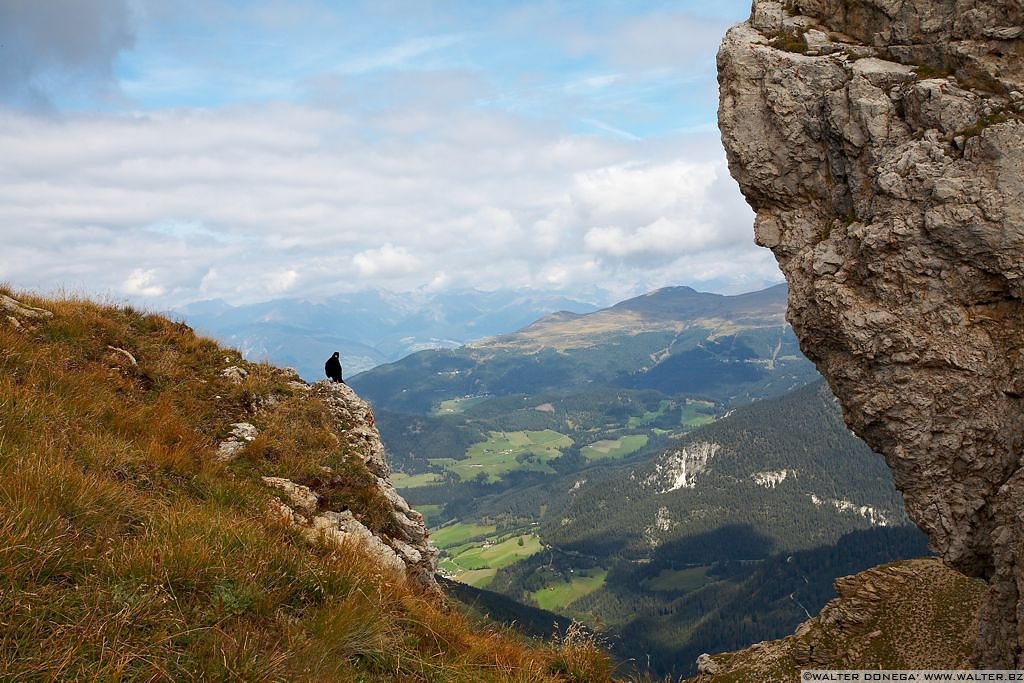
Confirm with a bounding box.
[718,0,1023,666]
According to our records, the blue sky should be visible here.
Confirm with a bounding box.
[0,0,775,306]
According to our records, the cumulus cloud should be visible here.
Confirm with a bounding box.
[123,268,164,297]
[352,244,422,279]
[574,159,750,264]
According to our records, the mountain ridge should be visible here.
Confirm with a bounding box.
[471,283,789,353]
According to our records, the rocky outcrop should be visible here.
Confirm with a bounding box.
[216,422,258,461]
[2,294,52,328]
[643,441,720,492]
[260,380,439,593]
[691,558,985,681]
[718,0,1023,665]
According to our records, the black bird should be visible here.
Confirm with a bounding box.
[325,351,344,383]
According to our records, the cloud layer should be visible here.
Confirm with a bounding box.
[0,0,777,306]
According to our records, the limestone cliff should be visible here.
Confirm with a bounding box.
[258,380,440,593]
[718,0,1023,666]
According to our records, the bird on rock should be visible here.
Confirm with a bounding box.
[325,351,344,383]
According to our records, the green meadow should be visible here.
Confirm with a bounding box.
[581,434,649,461]
[438,532,544,588]
[391,471,443,488]
[626,400,674,428]
[435,395,491,415]
[682,400,717,427]
[429,430,573,483]
[431,522,498,549]
[532,570,608,611]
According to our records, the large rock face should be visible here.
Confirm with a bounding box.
[248,377,439,593]
[718,0,1024,666]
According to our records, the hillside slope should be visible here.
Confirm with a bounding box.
[537,380,909,556]
[0,289,611,681]
[476,284,789,352]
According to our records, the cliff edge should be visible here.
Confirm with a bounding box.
[718,0,1023,666]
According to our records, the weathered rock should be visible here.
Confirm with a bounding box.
[696,653,721,675]
[309,380,438,592]
[312,380,388,477]
[308,509,408,577]
[1,294,52,320]
[719,0,1024,666]
[220,365,248,384]
[215,422,258,462]
[261,476,318,514]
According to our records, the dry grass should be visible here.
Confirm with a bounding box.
[0,287,615,681]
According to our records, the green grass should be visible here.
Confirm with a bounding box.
[581,434,649,461]
[452,535,543,571]
[642,566,710,593]
[391,471,443,488]
[681,400,717,427]
[533,571,608,612]
[431,522,498,549]
[458,568,499,588]
[627,400,672,428]
[626,400,716,430]
[440,533,544,588]
[429,430,573,483]
[435,396,489,415]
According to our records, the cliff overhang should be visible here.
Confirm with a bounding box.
[718,0,1023,667]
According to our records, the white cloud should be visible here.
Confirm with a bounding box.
[268,269,299,293]
[123,268,164,297]
[0,102,768,306]
[352,244,421,278]
[574,158,750,263]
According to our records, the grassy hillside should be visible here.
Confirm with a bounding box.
[0,288,612,681]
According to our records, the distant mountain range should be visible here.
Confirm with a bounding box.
[175,289,598,380]
[351,282,814,416]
